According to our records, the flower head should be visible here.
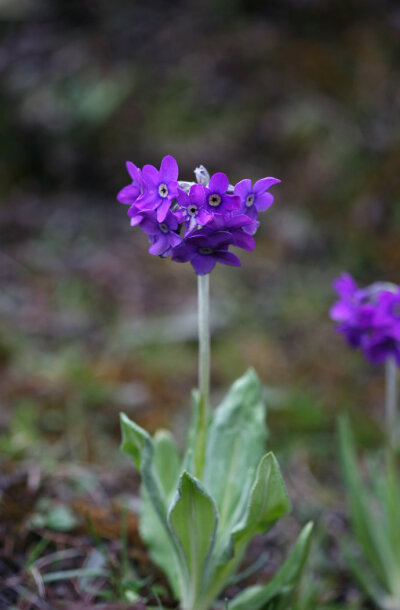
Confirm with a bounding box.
[117,158,280,274]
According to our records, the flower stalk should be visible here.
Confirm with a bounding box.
[194,273,210,479]
[385,356,397,453]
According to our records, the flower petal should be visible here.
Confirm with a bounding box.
[142,164,159,188]
[206,230,233,248]
[156,197,172,222]
[232,231,255,251]
[117,185,140,204]
[197,209,213,227]
[177,188,190,207]
[255,192,274,211]
[172,243,197,262]
[253,177,281,194]
[190,184,206,206]
[126,161,141,184]
[169,232,182,248]
[214,251,241,267]
[160,155,179,181]
[234,179,252,200]
[140,216,158,234]
[243,205,258,221]
[148,234,170,256]
[222,194,241,211]
[208,172,229,194]
[191,254,217,275]
[333,273,358,299]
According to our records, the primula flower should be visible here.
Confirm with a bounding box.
[139,210,182,257]
[172,229,240,275]
[234,177,280,220]
[330,273,400,366]
[117,157,280,275]
[135,155,179,222]
[175,185,213,233]
[204,173,240,215]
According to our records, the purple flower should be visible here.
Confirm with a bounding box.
[204,173,240,215]
[139,210,182,257]
[175,185,213,233]
[117,162,143,205]
[135,155,179,222]
[234,177,280,220]
[330,273,400,366]
[172,229,240,275]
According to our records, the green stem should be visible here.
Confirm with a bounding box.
[385,357,397,454]
[194,274,210,479]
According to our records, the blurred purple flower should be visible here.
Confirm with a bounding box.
[172,229,240,275]
[234,177,280,220]
[330,273,400,366]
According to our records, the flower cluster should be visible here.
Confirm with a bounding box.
[117,155,280,275]
[330,273,400,366]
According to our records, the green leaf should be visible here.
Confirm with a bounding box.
[197,453,290,609]
[153,429,181,499]
[168,471,218,605]
[338,416,393,589]
[381,457,400,571]
[229,522,314,610]
[140,430,182,596]
[120,413,180,595]
[233,453,291,546]
[203,369,267,532]
[120,412,151,471]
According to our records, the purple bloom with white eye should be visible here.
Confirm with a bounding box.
[330,273,400,366]
[175,185,213,233]
[139,210,182,257]
[204,173,240,215]
[135,155,179,223]
[234,177,280,220]
[172,229,240,275]
[117,162,143,206]
[209,213,258,250]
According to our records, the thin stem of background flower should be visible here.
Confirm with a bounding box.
[385,356,397,453]
[194,274,210,479]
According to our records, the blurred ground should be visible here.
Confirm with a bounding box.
[1,0,400,608]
